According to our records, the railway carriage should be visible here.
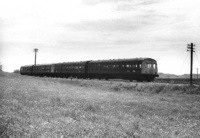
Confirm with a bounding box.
[87,58,158,81]
[20,65,33,76]
[54,61,88,78]
[35,64,51,77]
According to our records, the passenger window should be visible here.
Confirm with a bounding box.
[139,64,141,68]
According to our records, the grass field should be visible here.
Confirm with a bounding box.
[0,72,200,138]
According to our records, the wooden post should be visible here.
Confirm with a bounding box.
[187,43,195,86]
[33,48,38,75]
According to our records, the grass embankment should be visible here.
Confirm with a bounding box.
[0,72,200,137]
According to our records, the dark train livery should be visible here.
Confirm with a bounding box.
[20,58,159,82]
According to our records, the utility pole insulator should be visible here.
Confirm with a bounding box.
[187,43,195,86]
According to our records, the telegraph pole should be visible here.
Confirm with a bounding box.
[197,68,199,79]
[187,43,195,86]
[33,48,39,75]
[0,62,2,71]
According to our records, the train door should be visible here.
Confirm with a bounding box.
[51,65,55,73]
[84,61,90,78]
[31,65,34,75]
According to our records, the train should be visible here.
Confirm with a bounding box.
[20,58,159,82]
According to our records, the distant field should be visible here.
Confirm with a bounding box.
[0,72,200,138]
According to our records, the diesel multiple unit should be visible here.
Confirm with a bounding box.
[20,58,159,82]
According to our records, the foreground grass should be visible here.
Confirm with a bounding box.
[0,72,200,138]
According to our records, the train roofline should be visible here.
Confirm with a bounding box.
[89,58,157,63]
[20,58,157,68]
[20,61,90,68]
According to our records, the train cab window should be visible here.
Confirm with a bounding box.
[147,64,151,68]
[153,64,156,69]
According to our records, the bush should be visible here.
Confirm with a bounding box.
[13,70,20,73]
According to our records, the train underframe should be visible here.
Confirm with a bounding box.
[21,73,158,82]
[85,73,157,82]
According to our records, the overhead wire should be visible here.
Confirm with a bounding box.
[178,52,189,75]
[194,52,200,66]
[186,56,190,76]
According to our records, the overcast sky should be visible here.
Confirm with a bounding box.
[0,0,200,74]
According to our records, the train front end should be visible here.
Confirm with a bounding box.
[140,58,159,81]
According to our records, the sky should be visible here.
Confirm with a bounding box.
[0,0,200,74]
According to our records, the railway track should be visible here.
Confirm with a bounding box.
[103,78,200,85]
[155,78,200,85]
[37,75,200,85]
